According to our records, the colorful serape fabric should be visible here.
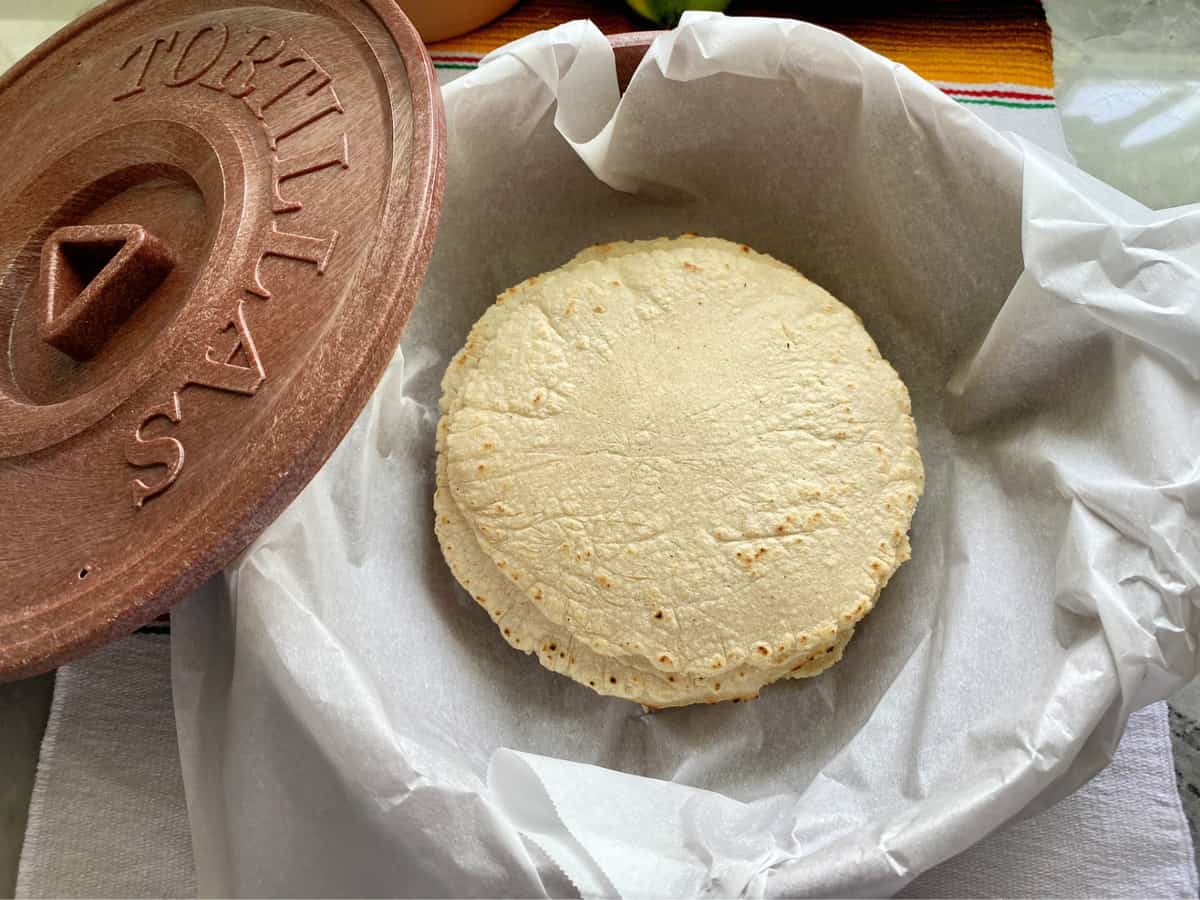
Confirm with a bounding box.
[427,0,1055,106]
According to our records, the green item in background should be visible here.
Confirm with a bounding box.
[1046,0,1200,209]
[626,0,732,27]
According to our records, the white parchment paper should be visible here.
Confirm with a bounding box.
[170,14,1200,897]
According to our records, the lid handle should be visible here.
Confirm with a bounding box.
[38,223,175,361]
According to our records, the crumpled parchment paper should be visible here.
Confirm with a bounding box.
[170,14,1200,897]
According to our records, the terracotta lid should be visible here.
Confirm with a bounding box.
[0,0,445,678]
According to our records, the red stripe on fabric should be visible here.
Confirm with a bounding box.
[942,87,1052,100]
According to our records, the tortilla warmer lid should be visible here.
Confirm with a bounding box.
[0,0,445,678]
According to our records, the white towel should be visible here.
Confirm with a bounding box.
[16,635,194,900]
[901,701,1199,898]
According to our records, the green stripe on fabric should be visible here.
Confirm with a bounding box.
[435,62,478,70]
[955,97,1055,108]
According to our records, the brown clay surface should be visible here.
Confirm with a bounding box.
[609,31,656,93]
[0,0,445,679]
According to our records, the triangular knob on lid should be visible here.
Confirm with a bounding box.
[39,223,175,361]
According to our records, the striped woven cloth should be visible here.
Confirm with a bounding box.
[428,0,1055,108]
